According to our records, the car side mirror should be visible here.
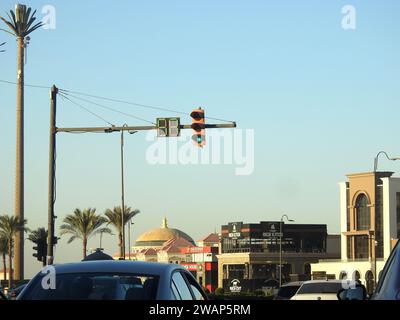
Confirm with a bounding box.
[337,284,367,300]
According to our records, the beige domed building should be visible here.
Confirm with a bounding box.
[133,217,196,252]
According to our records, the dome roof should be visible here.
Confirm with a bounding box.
[135,218,195,247]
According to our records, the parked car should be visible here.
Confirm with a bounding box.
[291,280,345,300]
[338,240,400,300]
[273,281,303,300]
[7,284,26,300]
[17,260,207,300]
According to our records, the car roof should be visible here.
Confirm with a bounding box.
[281,281,303,287]
[301,280,344,285]
[48,260,185,276]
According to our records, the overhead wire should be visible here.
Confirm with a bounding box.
[60,91,156,125]
[0,78,236,124]
[59,93,115,126]
[58,87,235,123]
[0,79,51,89]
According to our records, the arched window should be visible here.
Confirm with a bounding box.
[304,263,311,275]
[356,194,370,230]
[353,270,361,281]
[339,271,347,280]
[365,271,374,295]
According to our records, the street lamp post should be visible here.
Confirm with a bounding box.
[374,151,400,172]
[120,125,136,260]
[128,222,134,260]
[279,214,294,287]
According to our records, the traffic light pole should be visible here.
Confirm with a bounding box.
[47,86,236,262]
[47,85,57,265]
[56,123,236,133]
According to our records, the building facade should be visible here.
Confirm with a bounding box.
[311,172,400,294]
[217,221,340,293]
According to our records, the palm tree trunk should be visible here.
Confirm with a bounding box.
[14,35,25,281]
[119,232,123,258]
[8,240,13,289]
[83,238,87,259]
[2,252,6,281]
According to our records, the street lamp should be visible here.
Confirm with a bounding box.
[128,222,134,260]
[374,151,400,172]
[279,214,294,287]
[120,125,137,259]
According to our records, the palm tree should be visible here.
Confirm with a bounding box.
[1,4,43,280]
[0,236,7,281]
[0,41,5,52]
[0,215,28,288]
[60,208,111,259]
[28,228,47,267]
[105,206,140,258]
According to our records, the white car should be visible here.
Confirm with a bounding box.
[290,280,346,300]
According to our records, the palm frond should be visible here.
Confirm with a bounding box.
[0,17,17,35]
[0,5,42,37]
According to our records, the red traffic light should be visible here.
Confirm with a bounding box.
[190,108,205,148]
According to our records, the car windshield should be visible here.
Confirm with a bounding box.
[297,282,343,294]
[21,272,159,300]
[277,285,301,298]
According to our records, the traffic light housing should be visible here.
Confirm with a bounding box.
[190,108,205,148]
[33,240,47,263]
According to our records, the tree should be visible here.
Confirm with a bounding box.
[0,236,7,281]
[1,4,43,280]
[28,227,47,267]
[105,206,140,258]
[0,215,28,288]
[60,208,111,259]
[0,41,5,52]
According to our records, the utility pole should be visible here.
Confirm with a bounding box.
[1,3,43,281]
[47,85,58,265]
[14,33,25,280]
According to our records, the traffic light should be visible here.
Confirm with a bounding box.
[190,108,205,148]
[33,240,47,263]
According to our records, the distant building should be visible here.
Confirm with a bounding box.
[217,221,340,293]
[311,171,400,294]
[114,218,219,291]
[133,217,196,251]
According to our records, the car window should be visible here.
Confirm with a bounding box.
[375,245,399,296]
[189,284,205,300]
[297,282,343,294]
[19,272,159,300]
[181,272,206,300]
[278,285,300,298]
[172,272,193,300]
[171,280,180,300]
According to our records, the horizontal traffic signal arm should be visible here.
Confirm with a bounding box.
[56,122,236,133]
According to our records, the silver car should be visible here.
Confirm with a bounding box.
[18,260,207,300]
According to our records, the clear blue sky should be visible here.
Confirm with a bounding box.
[0,0,399,277]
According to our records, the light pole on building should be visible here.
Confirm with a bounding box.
[279,214,294,287]
[374,151,400,172]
